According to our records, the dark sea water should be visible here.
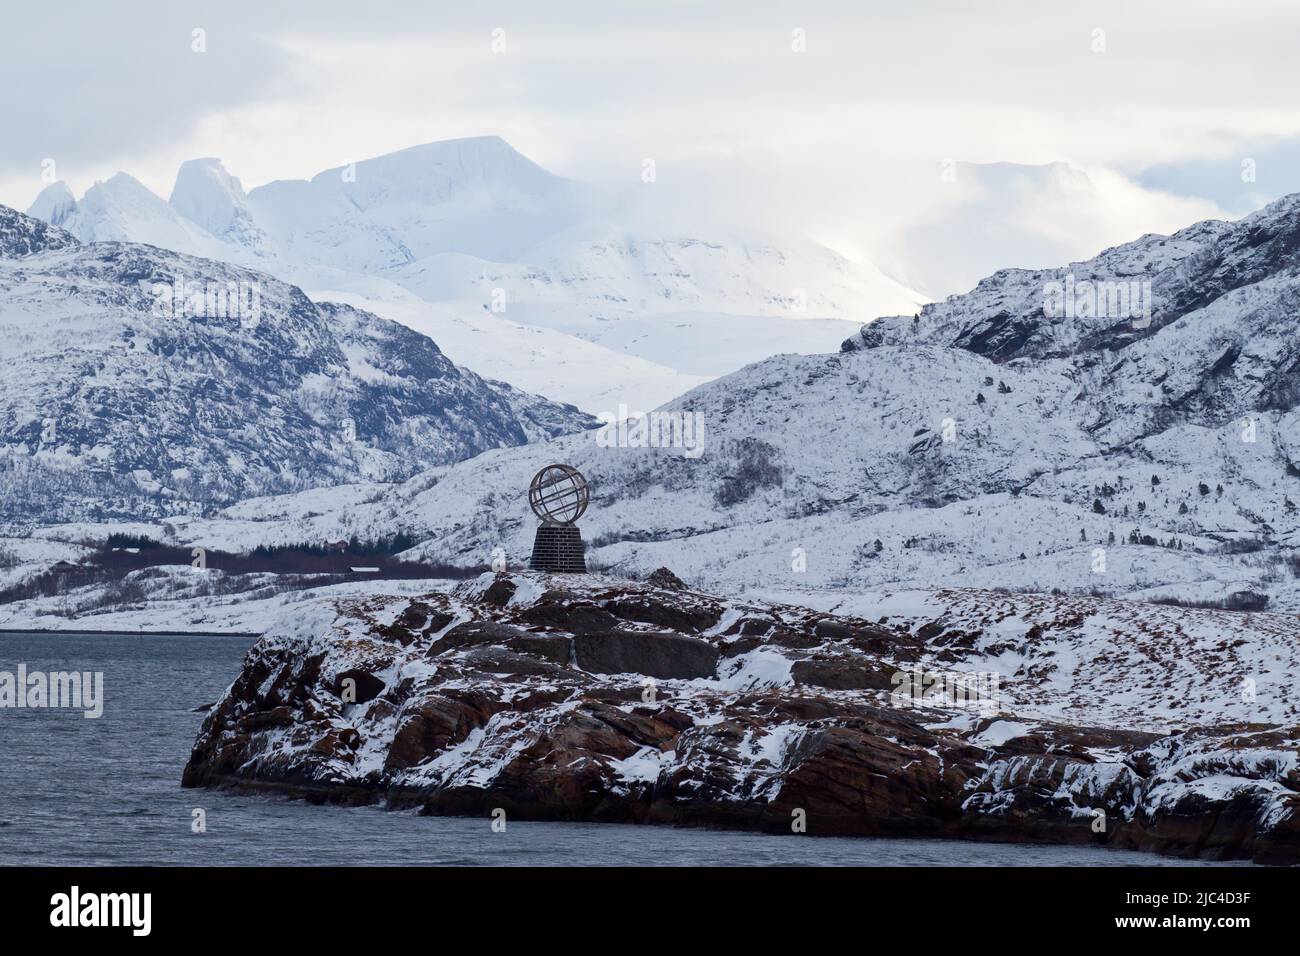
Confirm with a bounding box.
[0,632,1245,867]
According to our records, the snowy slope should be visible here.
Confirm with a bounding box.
[308,287,711,415]
[169,158,271,253]
[0,204,594,522]
[243,136,594,268]
[392,219,923,332]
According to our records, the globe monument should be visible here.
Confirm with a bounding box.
[528,464,590,573]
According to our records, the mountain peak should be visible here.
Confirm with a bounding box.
[304,134,561,197]
[228,134,591,265]
[37,171,232,255]
[171,157,247,200]
[96,171,157,198]
[27,182,78,228]
[170,157,264,248]
[77,172,177,224]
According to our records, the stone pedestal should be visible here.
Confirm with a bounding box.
[530,523,587,573]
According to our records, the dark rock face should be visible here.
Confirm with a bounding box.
[376,602,455,646]
[573,630,719,679]
[182,572,1300,864]
[790,657,894,691]
[335,669,386,704]
[480,575,518,607]
[518,594,619,634]
[385,690,511,773]
[0,205,78,258]
[605,595,723,635]
[428,621,533,656]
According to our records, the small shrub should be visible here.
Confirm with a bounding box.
[714,438,782,507]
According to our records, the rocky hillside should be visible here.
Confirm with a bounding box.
[0,205,78,257]
[183,571,1300,864]
[108,190,1300,611]
[0,205,594,522]
[842,192,1300,438]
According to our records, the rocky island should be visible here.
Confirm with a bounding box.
[183,570,1300,864]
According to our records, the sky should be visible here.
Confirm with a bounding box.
[5,0,1300,296]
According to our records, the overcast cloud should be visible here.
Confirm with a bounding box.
[4,0,1299,293]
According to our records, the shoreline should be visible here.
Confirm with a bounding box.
[0,627,261,637]
[182,773,1262,866]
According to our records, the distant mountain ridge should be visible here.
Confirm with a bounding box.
[23,136,926,411]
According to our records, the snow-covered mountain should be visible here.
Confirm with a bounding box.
[241,137,595,268]
[32,172,236,260]
[170,158,271,253]
[25,137,925,411]
[0,204,594,522]
[88,188,1300,610]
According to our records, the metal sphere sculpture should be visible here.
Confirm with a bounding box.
[527,464,590,573]
[528,464,590,526]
